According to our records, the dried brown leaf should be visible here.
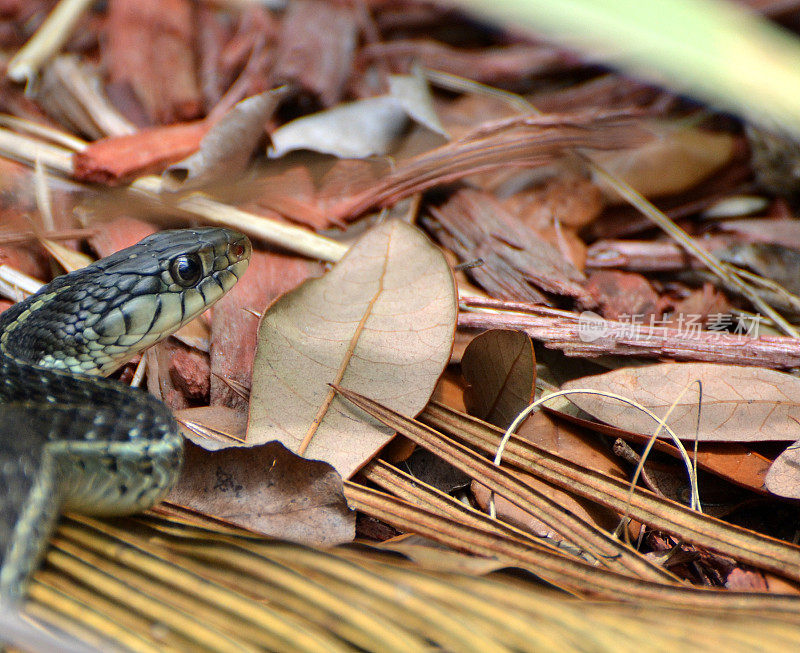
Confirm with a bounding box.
[164,88,288,191]
[517,411,627,479]
[562,362,800,442]
[461,329,535,429]
[269,96,409,159]
[247,220,457,478]
[167,440,354,547]
[548,407,772,494]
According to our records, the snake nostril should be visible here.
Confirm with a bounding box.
[231,242,246,259]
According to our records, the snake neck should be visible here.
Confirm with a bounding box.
[0,349,178,446]
[0,300,178,448]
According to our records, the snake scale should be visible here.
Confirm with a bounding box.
[0,227,251,604]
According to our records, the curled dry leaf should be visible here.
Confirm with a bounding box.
[270,96,409,159]
[247,220,457,478]
[268,73,445,159]
[386,73,448,137]
[169,406,354,546]
[461,329,535,429]
[163,88,289,191]
[562,362,800,442]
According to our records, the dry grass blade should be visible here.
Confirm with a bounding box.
[421,401,800,583]
[41,547,253,653]
[41,518,350,653]
[64,516,508,653]
[426,572,800,652]
[58,517,396,653]
[344,482,800,612]
[343,562,560,652]
[338,554,800,651]
[7,0,94,84]
[361,459,574,557]
[334,385,674,583]
[50,532,290,651]
[25,582,137,652]
[19,511,800,651]
[235,541,497,653]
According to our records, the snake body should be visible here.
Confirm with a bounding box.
[0,227,251,603]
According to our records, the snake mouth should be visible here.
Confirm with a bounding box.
[226,232,252,283]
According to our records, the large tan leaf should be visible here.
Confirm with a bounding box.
[247,220,457,477]
[562,362,800,442]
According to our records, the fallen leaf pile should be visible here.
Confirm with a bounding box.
[4,0,800,649]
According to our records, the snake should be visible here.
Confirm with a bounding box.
[0,227,251,604]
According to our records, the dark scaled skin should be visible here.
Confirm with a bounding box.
[0,227,250,604]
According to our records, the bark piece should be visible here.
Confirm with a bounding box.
[584,270,659,321]
[104,0,202,124]
[269,0,358,107]
[73,121,210,184]
[428,188,591,304]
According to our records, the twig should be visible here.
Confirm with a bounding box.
[459,297,800,368]
[7,0,94,85]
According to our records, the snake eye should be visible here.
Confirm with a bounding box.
[170,254,203,286]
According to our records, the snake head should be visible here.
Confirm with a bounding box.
[5,227,251,376]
